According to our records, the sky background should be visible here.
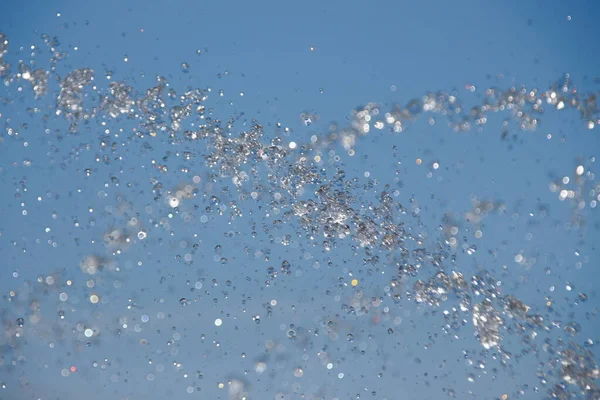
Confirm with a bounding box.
[0,1,599,400]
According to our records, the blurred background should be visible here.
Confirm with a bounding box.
[0,1,599,399]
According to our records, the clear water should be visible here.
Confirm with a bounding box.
[0,2,599,400]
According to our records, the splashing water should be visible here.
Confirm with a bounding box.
[0,30,599,400]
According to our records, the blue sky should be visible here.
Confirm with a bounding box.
[0,1,599,399]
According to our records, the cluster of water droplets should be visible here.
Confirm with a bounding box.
[0,31,599,400]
